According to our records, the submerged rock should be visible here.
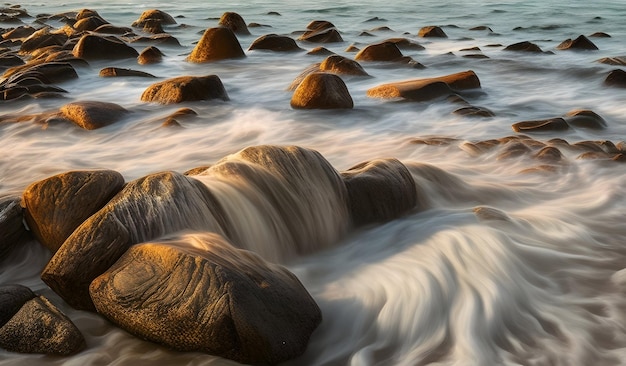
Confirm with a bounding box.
[141,75,229,104]
[249,34,302,52]
[298,21,342,43]
[187,27,245,63]
[355,41,403,62]
[90,232,321,365]
[22,170,125,253]
[511,118,569,133]
[290,72,353,109]
[59,101,129,130]
[504,41,543,53]
[218,12,250,35]
[604,69,626,88]
[563,109,607,129]
[99,67,155,78]
[367,70,480,101]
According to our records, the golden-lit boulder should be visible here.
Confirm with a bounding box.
[218,12,250,35]
[141,75,229,104]
[290,72,353,109]
[187,27,245,63]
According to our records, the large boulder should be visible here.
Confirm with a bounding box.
[341,158,418,226]
[90,232,321,365]
[19,28,67,54]
[298,21,342,43]
[41,171,230,310]
[355,41,403,62]
[187,27,245,63]
[290,72,353,109]
[72,34,139,60]
[418,25,447,38]
[563,109,607,129]
[366,70,480,101]
[0,295,85,355]
[141,75,229,104]
[72,16,108,32]
[132,9,176,28]
[511,118,570,133]
[137,45,163,64]
[0,197,28,260]
[59,101,129,130]
[320,55,369,76]
[248,34,302,52]
[504,41,543,53]
[3,62,78,84]
[21,170,125,253]
[0,285,36,327]
[218,12,250,35]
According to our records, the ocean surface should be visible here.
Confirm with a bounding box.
[1,0,625,365]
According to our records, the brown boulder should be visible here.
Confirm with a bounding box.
[563,109,607,129]
[504,41,543,53]
[21,170,125,253]
[320,55,369,76]
[0,285,36,327]
[72,34,138,60]
[596,56,626,66]
[557,35,598,50]
[93,24,133,35]
[19,28,67,54]
[249,34,302,52]
[2,25,36,40]
[187,27,245,63]
[0,296,85,355]
[604,69,626,88]
[341,158,417,226]
[3,62,78,84]
[384,37,425,51]
[298,22,343,43]
[290,72,353,109]
[512,118,569,133]
[75,9,101,20]
[355,41,403,62]
[59,101,129,130]
[218,12,250,35]
[141,75,229,104]
[73,16,108,32]
[90,233,321,365]
[99,67,155,78]
[137,45,163,64]
[132,9,176,27]
[307,46,333,55]
[0,198,28,260]
[418,26,447,38]
[367,70,480,101]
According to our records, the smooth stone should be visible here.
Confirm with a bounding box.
[99,67,155,78]
[355,41,403,62]
[453,105,494,117]
[137,45,164,64]
[132,9,176,27]
[290,72,353,109]
[72,34,139,60]
[59,101,129,130]
[534,146,564,162]
[563,109,607,129]
[556,35,598,50]
[141,75,229,104]
[218,12,250,35]
[504,41,543,53]
[320,54,369,76]
[72,16,108,32]
[19,28,67,54]
[512,118,570,132]
[604,69,626,88]
[187,27,245,63]
[248,34,302,52]
[418,25,447,38]
[298,27,343,43]
[307,46,333,55]
[383,37,425,50]
[366,70,481,101]
[0,197,28,260]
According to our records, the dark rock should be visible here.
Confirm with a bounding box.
[0,53,24,68]
[470,26,493,32]
[132,9,176,27]
[563,109,607,129]
[218,12,250,35]
[248,34,302,52]
[418,26,447,38]
[140,19,164,34]
[59,101,129,130]
[22,170,125,253]
[187,27,245,63]
[90,233,321,365]
[290,72,353,109]
[127,33,180,46]
[99,67,155,78]
[72,34,138,60]
[589,32,611,38]
[41,171,230,310]
[512,118,569,132]
[504,41,543,53]
[355,41,403,61]
[75,9,101,20]
[556,35,598,50]
[72,16,108,32]
[19,28,67,54]
[141,75,229,104]
[0,296,85,355]
[384,37,425,51]
[2,25,36,39]
[604,69,626,88]
[93,24,133,35]
[298,27,343,43]
[0,197,28,260]
[596,56,626,66]
[453,105,494,117]
[0,285,36,328]
[345,44,359,52]
[137,45,163,64]
[320,54,369,76]
[307,46,333,56]
[370,26,393,32]
[534,146,564,162]
[497,142,532,159]
[367,70,480,101]
[3,62,78,84]
[341,158,417,226]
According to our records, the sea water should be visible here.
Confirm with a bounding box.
[0,0,625,365]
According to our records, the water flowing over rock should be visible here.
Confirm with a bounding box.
[0,295,85,355]
[19,28,67,54]
[90,232,321,365]
[141,75,229,104]
[512,118,570,133]
[218,12,250,35]
[367,70,480,101]
[341,158,418,226]
[290,72,354,109]
[59,101,129,130]
[21,170,125,253]
[563,109,607,129]
[187,27,245,63]
[99,67,155,78]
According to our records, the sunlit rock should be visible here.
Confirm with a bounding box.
[141,75,229,104]
[355,41,403,61]
[290,72,353,109]
[187,27,245,63]
[504,41,543,53]
[512,118,569,133]
[367,70,480,101]
[298,20,342,43]
[218,12,250,35]
[320,54,369,76]
[90,232,321,365]
[556,35,598,50]
[137,45,163,64]
[19,28,67,54]
[72,16,108,32]
[132,9,176,28]
[22,170,124,253]
[72,34,138,60]
[59,101,129,130]
[563,109,607,129]
[418,25,447,38]
[248,34,302,52]
[99,67,155,78]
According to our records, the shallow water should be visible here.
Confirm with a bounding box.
[1,0,625,365]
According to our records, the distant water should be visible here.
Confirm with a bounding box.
[1,0,625,365]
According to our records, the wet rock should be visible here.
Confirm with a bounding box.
[290,72,353,109]
[288,63,322,91]
[298,21,343,43]
[497,142,532,160]
[90,233,321,365]
[473,206,511,222]
[613,154,626,162]
[418,25,447,38]
[596,56,626,66]
[589,32,611,38]
[93,24,133,35]
[2,25,35,39]
[22,170,124,253]
[341,158,417,226]
[76,9,101,20]
[345,44,359,52]
[99,67,155,78]
[248,34,302,52]
[132,9,176,28]
[534,146,564,162]
[320,54,369,76]
[604,69,626,88]
[512,118,569,133]
[141,75,229,104]
[355,41,403,61]
[453,105,494,117]
[72,16,108,32]
[139,19,164,34]
[367,70,480,101]
[563,109,607,129]
[128,33,180,46]
[307,46,333,55]
[218,12,250,35]
[0,53,24,68]
[383,37,425,51]
[0,296,85,355]
[0,285,36,327]
[504,41,543,53]
[3,62,78,84]
[0,198,28,260]
[19,28,67,54]
[556,35,598,50]
[137,45,163,64]
[60,101,129,130]
[72,34,138,60]
[187,27,245,63]
[470,26,493,32]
